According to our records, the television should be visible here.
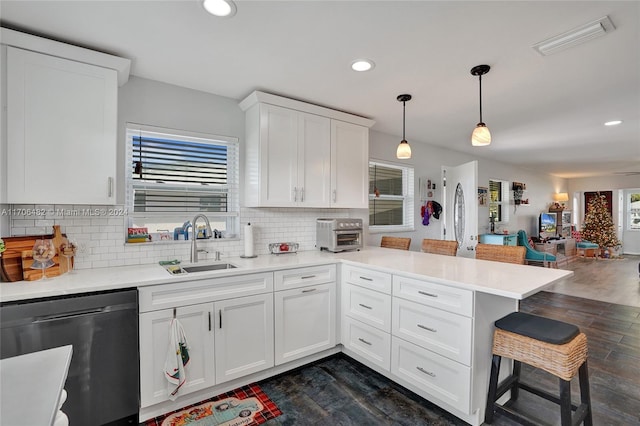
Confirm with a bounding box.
[539,213,557,239]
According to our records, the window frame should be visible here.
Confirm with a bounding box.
[368,160,415,233]
[125,123,240,236]
[489,179,510,224]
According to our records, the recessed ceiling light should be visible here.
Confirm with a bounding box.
[604,120,622,126]
[203,0,237,17]
[351,59,375,72]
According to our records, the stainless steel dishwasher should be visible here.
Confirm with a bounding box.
[0,289,139,425]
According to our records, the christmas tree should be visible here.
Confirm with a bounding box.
[581,194,621,249]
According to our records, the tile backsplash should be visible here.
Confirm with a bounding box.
[5,204,363,270]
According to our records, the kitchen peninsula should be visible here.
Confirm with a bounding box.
[0,247,572,425]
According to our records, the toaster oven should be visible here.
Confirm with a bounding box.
[316,218,363,252]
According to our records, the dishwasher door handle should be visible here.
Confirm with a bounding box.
[33,307,109,323]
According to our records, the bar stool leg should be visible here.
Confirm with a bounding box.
[511,360,522,402]
[485,354,501,424]
[559,378,572,426]
[579,361,593,426]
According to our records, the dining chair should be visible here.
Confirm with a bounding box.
[421,239,458,256]
[380,236,411,250]
[475,244,526,265]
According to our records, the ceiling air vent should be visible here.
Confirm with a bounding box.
[532,16,615,56]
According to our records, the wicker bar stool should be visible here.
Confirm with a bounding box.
[485,312,593,426]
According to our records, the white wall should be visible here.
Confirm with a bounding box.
[367,130,566,251]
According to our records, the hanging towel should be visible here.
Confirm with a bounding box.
[164,318,190,400]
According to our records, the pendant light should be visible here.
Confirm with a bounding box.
[470,65,491,146]
[396,94,412,159]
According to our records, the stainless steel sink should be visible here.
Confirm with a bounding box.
[181,263,238,273]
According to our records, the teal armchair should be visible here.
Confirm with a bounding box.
[517,230,557,268]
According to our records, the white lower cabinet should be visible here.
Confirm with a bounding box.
[274,282,336,365]
[139,303,215,407]
[214,294,274,383]
[391,337,471,414]
[342,316,391,370]
[138,273,275,410]
[343,283,391,332]
[392,297,472,365]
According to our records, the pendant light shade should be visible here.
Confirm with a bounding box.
[471,123,491,146]
[396,94,412,159]
[470,65,491,146]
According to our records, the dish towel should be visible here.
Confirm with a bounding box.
[164,318,190,400]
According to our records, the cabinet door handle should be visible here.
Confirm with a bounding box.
[219,309,222,329]
[359,276,373,282]
[333,190,337,203]
[358,338,372,346]
[417,324,437,333]
[108,177,114,197]
[301,275,316,279]
[208,312,212,331]
[293,187,298,202]
[416,366,436,377]
[418,291,438,298]
[358,303,373,310]
[301,187,305,202]
[302,288,317,293]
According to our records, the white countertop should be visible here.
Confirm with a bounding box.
[0,345,72,426]
[0,247,572,303]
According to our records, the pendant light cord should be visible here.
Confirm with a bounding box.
[478,74,483,124]
[402,100,406,140]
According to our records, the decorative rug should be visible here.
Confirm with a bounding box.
[145,383,282,426]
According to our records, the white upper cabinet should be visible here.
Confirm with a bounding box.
[331,120,369,209]
[245,104,330,207]
[240,91,374,208]
[1,28,130,205]
[6,47,117,204]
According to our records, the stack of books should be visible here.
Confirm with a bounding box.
[127,227,149,243]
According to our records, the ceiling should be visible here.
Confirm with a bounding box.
[1,1,639,178]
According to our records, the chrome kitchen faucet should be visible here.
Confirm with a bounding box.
[190,214,213,263]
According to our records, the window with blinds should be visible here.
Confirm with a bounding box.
[126,125,239,230]
[369,161,414,230]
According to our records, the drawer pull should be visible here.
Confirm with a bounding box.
[417,324,437,333]
[358,338,372,346]
[302,288,317,293]
[418,291,439,298]
[416,366,436,377]
[359,276,373,281]
[358,303,373,310]
[301,275,316,279]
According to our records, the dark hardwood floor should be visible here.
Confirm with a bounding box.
[259,291,640,425]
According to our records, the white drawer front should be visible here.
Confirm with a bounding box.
[393,275,473,317]
[342,316,391,371]
[391,337,471,414]
[342,264,392,294]
[139,272,273,312]
[343,283,391,332]
[274,264,336,291]
[392,298,472,365]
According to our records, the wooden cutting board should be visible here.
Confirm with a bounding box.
[1,225,72,282]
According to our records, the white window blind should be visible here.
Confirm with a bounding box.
[369,161,414,231]
[126,125,239,216]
